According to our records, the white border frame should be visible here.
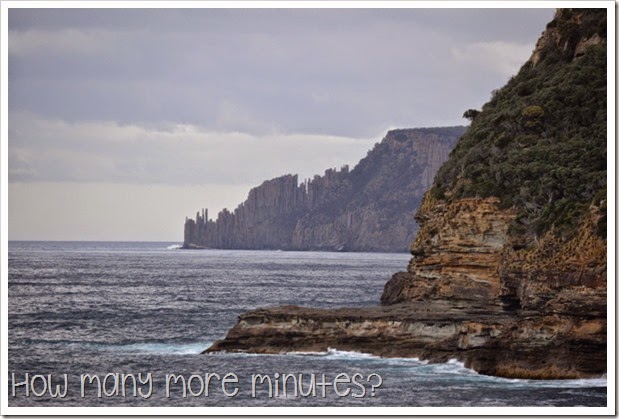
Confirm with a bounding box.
[1,1,615,415]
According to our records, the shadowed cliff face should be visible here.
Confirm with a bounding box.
[205,9,607,379]
[184,126,464,252]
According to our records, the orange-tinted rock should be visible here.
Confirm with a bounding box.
[385,196,517,304]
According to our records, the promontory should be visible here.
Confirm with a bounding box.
[205,9,607,379]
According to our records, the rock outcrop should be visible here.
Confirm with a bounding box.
[381,196,517,305]
[184,127,463,252]
[205,9,607,379]
[206,301,605,379]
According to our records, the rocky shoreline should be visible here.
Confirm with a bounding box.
[205,299,605,379]
[204,9,607,380]
[205,194,606,379]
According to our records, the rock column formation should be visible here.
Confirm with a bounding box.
[183,127,464,252]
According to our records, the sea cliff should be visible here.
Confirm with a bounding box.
[184,127,463,252]
[205,9,607,379]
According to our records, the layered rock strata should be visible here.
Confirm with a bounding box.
[207,197,606,379]
[206,301,605,379]
[381,197,517,305]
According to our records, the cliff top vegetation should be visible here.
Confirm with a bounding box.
[431,8,606,240]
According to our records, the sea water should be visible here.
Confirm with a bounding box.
[7,241,607,407]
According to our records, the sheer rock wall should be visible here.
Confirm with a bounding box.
[184,127,464,252]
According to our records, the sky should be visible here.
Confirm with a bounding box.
[7,6,555,241]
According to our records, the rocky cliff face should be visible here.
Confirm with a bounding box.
[383,6,607,311]
[184,127,463,252]
[530,8,605,66]
[381,196,517,306]
[379,7,607,376]
[184,175,306,249]
[205,9,607,379]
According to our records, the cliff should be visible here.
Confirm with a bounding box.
[205,9,607,379]
[184,127,464,252]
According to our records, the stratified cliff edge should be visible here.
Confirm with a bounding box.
[184,127,464,252]
[205,9,607,379]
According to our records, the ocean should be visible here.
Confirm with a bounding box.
[7,241,607,408]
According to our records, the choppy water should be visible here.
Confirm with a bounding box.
[8,241,607,408]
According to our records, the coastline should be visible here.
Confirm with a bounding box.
[204,299,606,380]
[203,9,608,381]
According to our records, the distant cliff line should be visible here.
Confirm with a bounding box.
[183,126,465,252]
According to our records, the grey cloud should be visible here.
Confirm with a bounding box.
[9,8,551,41]
[9,8,554,138]
[8,112,376,185]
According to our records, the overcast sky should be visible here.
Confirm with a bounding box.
[7,6,554,241]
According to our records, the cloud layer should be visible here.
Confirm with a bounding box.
[9,112,376,185]
[9,9,553,138]
[7,7,555,240]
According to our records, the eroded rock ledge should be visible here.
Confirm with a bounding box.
[205,300,605,379]
[207,303,605,379]
[205,197,606,379]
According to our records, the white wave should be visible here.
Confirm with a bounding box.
[93,341,210,355]
[415,358,479,376]
[495,376,608,388]
[285,348,428,366]
[403,360,607,391]
[166,244,182,250]
[383,357,429,365]
[284,350,335,358]
[284,347,380,360]
[325,347,380,359]
[201,349,609,389]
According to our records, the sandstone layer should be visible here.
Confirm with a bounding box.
[206,301,605,379]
